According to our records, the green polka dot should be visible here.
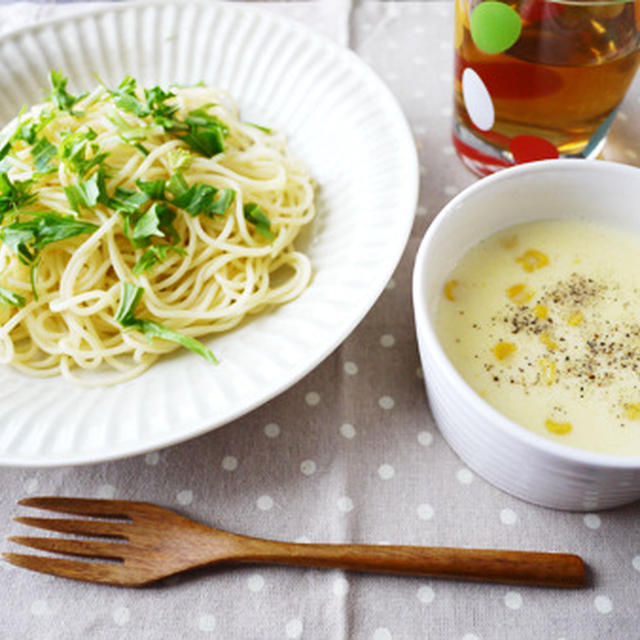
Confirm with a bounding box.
[470,2,522,55]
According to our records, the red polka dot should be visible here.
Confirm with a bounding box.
[510,135,559,164]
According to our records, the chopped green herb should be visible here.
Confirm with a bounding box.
[132,244,186,275]
[243,203,274,239]
[133,142,149,156]
[1,213,98,265]
[136,178,165,200]
[0,173,36,219]
[31,137,58,173]
[167,148,192,172]
[246,122,272,134]
[58,128,108,177]
[0,285,25,308]
[109,187,149,215]
[64,170,107,212]
[109,76,150,118]
[181,109,227,157]
[48,70,85,115]
[131,203,165,246]
[168,173,235,217]
[115,282,218,364]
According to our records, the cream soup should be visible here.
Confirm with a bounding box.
[436,219,640,456]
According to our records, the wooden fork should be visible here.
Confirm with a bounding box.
[3,497,587,588]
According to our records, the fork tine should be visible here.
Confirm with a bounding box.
[18,497,137,518]
[2,553,139,586]
[9,536,126,560]
[14,517,129,538]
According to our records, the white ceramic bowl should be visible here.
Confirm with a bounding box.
[413,159,640,511]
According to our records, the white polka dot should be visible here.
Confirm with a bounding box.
[337,496,354,513]
[380,334,395,348]
[144,451,160,466]
[305,391,320,406]
[113,606,130,626]
[500,508,517,525]
[462,635,481,640]
[340,423,356,439]
[344,361,359,375]
[177,489,193,505]
[456,468,474,484]
[378,396,395,410]
[222,456,238,471]
[96,484,115,499]
[373,628,392,640]
[442,145,455,156]
[416,206,428,217]
[632,555,640,572]
[332,576,349,596]
[264,422,280,438]
[462,67,495,130]
[300,460,316,476]
[417,585,435,604]
[583,513,601,529]
[504,591,523,610]
[417,431,433,446]
[594,595,613,614]
[295,536,311,544]
[444,185,459,197]
[247,573,265,592]
[440,106,453,118]
[198,614,216,632]
[24,477,38,494]
[416,367,424,379]
[285,618,303,639]
[385,278,396,291]
[417,503,434,520]
[378,464,395,480]
[30,600,49,616]
[257,495,274,511]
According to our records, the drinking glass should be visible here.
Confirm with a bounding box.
[452,0,640,176]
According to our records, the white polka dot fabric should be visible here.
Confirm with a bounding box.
[2,2,640,639]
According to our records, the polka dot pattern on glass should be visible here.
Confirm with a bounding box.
[344,361,359,375]
[583,514,601,530]
[594,595,613,614]
[504,591,523,610]
[373,629,392,640]
[198,614,216,632]
[417,431,433,446]
[378,464,395,480]
[247,574,265,592]
[264,423,280,438]
[305,391,320,406]
[113,606,130,626]
[417,585,435,604]
[417,503,434,520]
[378,396,395,410]
[300,460,316,476]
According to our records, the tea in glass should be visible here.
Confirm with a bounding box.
[453,0,640,176]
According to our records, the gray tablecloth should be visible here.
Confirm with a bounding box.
[2,1,640,639]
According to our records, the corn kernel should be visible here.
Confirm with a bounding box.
[492,341,517,361]
[538,359,556,385]
[444,279,458,301]
[506,283,534,305]
[540,333,559,351]
[533,305,548,319]
[516,249,549,273]
[567,311,584,326]
[545,418,572,435]
[623,403,640,420]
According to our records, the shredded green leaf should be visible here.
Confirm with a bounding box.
[0,285,25,308]
[58,128,108,177]
[115,282,218,364]
[32,137,58,173]
[0,173,36,220]
[1,213,98,265]
[64,170,107,212]
[132,244,186,275]
[48,70,86,115]
[136,178,166,201]
[243,203,274,239]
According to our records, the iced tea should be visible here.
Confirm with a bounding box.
[453,0,640,176]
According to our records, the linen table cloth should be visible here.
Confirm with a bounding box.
[1,1,640,639]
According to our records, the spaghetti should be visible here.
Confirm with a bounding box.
[0,73,315,385]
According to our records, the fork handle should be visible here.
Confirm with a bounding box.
[231,538,586,587]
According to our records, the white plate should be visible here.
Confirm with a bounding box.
[0,1,418,466]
